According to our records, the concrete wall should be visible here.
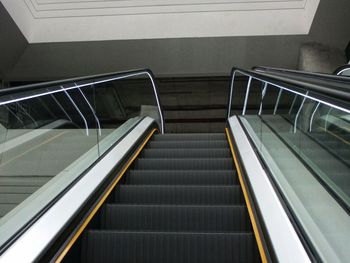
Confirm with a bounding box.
[3,0,350,80]
[298,43,346,73]
[0,3,27,80]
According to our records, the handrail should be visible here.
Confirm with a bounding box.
[0,69,145,95]
[253,66,350,101]
[253,66,350,82]
[227,67,350,119]
[0,69,164,133]
[255,71,350,100]
[334,65,350,76]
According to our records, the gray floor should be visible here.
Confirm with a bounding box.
[262,115,350,201]
[0,128,113,218]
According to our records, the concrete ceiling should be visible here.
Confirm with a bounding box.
[1,0,319,43]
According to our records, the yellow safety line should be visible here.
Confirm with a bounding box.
[320,127,350,146]
[0,131,68,167]
[55,128,157,263]
[225,128,268,263]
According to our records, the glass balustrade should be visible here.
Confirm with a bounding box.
[228,68,350,263]
[0,70,163,247]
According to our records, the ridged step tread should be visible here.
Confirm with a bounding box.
[126,170,237,185]
[152,133,226,141]
[101,204,251,232]
[147,141,228,149]
[114,185,243,205]
[140,148,230,158]
[79,132,261,262]
[133,158,233,170]
[81,231,260,263]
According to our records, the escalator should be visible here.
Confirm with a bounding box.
[75,133,261,262]
[0,66,349,262]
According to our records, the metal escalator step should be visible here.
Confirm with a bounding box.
[147,140,228,149]
[115,185,243,205]
[78,131,259,262]
[101,204,251,232]
[126,170,237,185]
[140,148,231,158]
[81,230,260,263]
[133,158,233,170]
[152,133,226,141]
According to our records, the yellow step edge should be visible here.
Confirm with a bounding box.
[225,127,268,263]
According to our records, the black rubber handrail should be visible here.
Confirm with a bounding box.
[252,67,350,99]
[0,68,164,133]
[253,66,350,82]
[0,69,153,95]
[253,72,350,101]
[230,67,350,103]
[227,66,350,119]
[334,64,350,75]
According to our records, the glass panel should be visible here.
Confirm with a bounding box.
[0,87,99,220]
[89,74,162,155]
[240,84,350,262]
[308,105,350,201]
[0,71,161,245]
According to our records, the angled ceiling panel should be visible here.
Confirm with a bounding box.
[1,0,320,43]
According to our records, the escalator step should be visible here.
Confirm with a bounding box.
[81,230,260,263]
[152,133,226,141]
[133,158,233,170]
[77,132,261,263]
[126,170,237,185]
[140,148,231,158]
[114,185,243,205]
[101,204,251,232]
[147,140,228,149]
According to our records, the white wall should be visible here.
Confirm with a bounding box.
[2,0,318,43]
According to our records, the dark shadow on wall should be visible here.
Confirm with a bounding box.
[0,3,28,81]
